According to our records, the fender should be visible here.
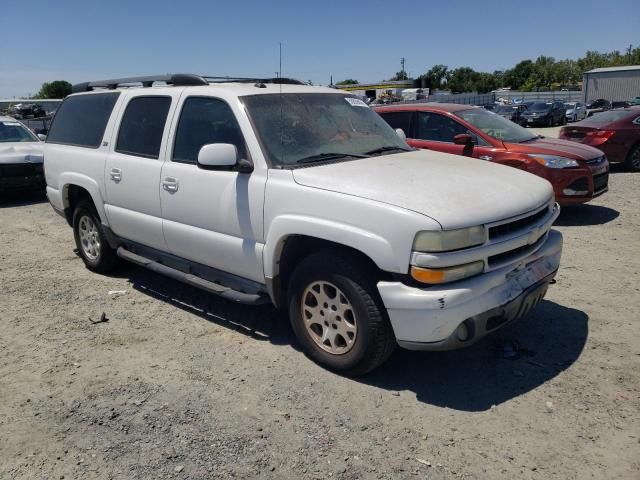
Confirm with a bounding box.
[263,214,400,279]
[59,172,109,225]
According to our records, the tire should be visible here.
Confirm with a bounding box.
[72,200,120,273]
[547,116,554,127]
[624,144,640,172]
[287,251,396,376]
[560,115,567,125]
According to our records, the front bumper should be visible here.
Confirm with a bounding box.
[378,229,562,350]
[0,163,45,193]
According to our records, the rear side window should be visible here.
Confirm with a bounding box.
[116,96,171,159]
[173,97,246,163]
[46,92,119,148]
[416,112,467,142]
[379,112,412,136]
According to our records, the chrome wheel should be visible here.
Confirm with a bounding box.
[78,215,100,260]
[301,281,357,355]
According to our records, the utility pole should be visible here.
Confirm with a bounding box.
[401,57,406,76]
[627,44,633,60]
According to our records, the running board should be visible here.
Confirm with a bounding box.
[116,247,269,305]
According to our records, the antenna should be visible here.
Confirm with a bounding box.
[279,42,284,165]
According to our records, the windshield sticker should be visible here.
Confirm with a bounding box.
[344,97,368,108]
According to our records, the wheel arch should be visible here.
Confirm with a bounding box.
[59,173,108,226]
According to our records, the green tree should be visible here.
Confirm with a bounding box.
[502,60,534,90]
[389,70,408,81]
[35,80,72,99]
[447,67,480,93]
[418,64,449,90]
[336,79,359,85]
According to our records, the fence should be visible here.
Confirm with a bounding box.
[398,90,583,107]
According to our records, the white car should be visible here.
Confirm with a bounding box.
[0,116,45,194]
[44,74,562,375]
[565,102,588,122]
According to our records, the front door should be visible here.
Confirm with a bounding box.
[159,96,266,283]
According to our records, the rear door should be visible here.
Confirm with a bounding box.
[104,91,180,250]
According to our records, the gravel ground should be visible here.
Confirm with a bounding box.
[1,162,639,479]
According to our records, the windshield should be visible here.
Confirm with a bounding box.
[242,93,409,167]
[0,120,38,143]
[580,110,637,124]
[456,107,537,143]
[529,102,552,112]
[565,103,576,109]
[495,106,516,113]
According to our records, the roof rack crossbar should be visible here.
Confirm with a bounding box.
[71,74,306,93]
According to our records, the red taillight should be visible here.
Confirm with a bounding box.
[586,130,615,141]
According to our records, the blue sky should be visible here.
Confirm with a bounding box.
[1,0,638,98]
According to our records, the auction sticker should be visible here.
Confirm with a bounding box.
[344,97,368,107]
[1,121,21,126]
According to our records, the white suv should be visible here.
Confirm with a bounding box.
[44,74,562,375]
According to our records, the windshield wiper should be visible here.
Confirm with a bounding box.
[295,152,369,164]
[363,146,412,156]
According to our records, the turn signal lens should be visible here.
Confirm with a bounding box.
[410,261,484,284]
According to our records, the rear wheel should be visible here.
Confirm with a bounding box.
[72,201,120,273]
[624,144,640,172]
[547,116,554,127]
[287,251,395,376]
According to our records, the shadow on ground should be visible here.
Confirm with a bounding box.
[118,263,588,412]
[0,191,47,208]
[555,204,619,226]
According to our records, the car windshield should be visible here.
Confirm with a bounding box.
[495,106,515,113]
[0,120,38,143]
[456,107,537,143]
[529,102,552,112]
[565,103,576,109]
[241,93,409,167]
[580,110,637,124]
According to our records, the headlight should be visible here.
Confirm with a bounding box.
[527,154,579,169]
[410,261,484,284]
[413,226,485,252]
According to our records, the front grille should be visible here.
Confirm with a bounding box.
[0,163,43,178]
[488,234,546,268]
[593,172,609,192]
[488,207,549,240]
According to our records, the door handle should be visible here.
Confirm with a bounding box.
[479,155,493,161]
[109,168,122,182]
[162,177,179,193]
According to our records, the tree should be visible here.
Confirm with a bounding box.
[503,60,534,90]
[35,80,72,99]
[446,67,481,93]
[389,70,408,81]
[336,79,359,85]
[418,64,449,90]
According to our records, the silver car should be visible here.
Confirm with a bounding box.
[565,102,587,122]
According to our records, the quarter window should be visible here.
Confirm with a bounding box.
[116,96,171,159]
[46,92,119,148]
[173,97,246,163]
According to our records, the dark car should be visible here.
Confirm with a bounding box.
[375,103,609,206]
[587,99,611,110]
[494,104,528,126]
[559,107,640,171]
[520,101,566,127]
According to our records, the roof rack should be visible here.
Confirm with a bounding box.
[72,74,305,93]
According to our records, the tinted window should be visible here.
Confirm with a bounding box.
[173,97,246,163]
[580,110,638,125]
[116,96,171,159]
[456,108,536,143]
[379,112,412,135]
[530,102,552,112]
[416,112,467,142]
[47,93,119,148]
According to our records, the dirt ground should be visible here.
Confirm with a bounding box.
[1,154,639,479]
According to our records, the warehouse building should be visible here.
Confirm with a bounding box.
[583,65,640,103]
[334,80,414,102]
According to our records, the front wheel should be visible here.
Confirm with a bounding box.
[72,201,120,273]
[287,251,396,376]
[624,144,640,172]
[547,116,554,127]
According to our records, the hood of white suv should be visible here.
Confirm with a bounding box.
[0,142,44,165]
[292,150,553,230]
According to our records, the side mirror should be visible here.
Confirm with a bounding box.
[395,128,407,141]
[37,134,47,141]
[197,143,238,168]
[453,133,474,146]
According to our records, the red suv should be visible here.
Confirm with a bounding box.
[375,103,609,206]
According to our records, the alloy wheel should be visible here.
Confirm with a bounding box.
[78,215,101,260]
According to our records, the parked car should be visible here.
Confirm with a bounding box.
[0,116,45,193]
[375,103,609,205]
[44,74,563,375]
[564,102,587,122]
[7,103,47,119]
[587,99,611,110]
[494,104,528,126]
[611,101,631,109]
[559,107,640,171]
[631,96,640,106]
[520,101,566,126]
